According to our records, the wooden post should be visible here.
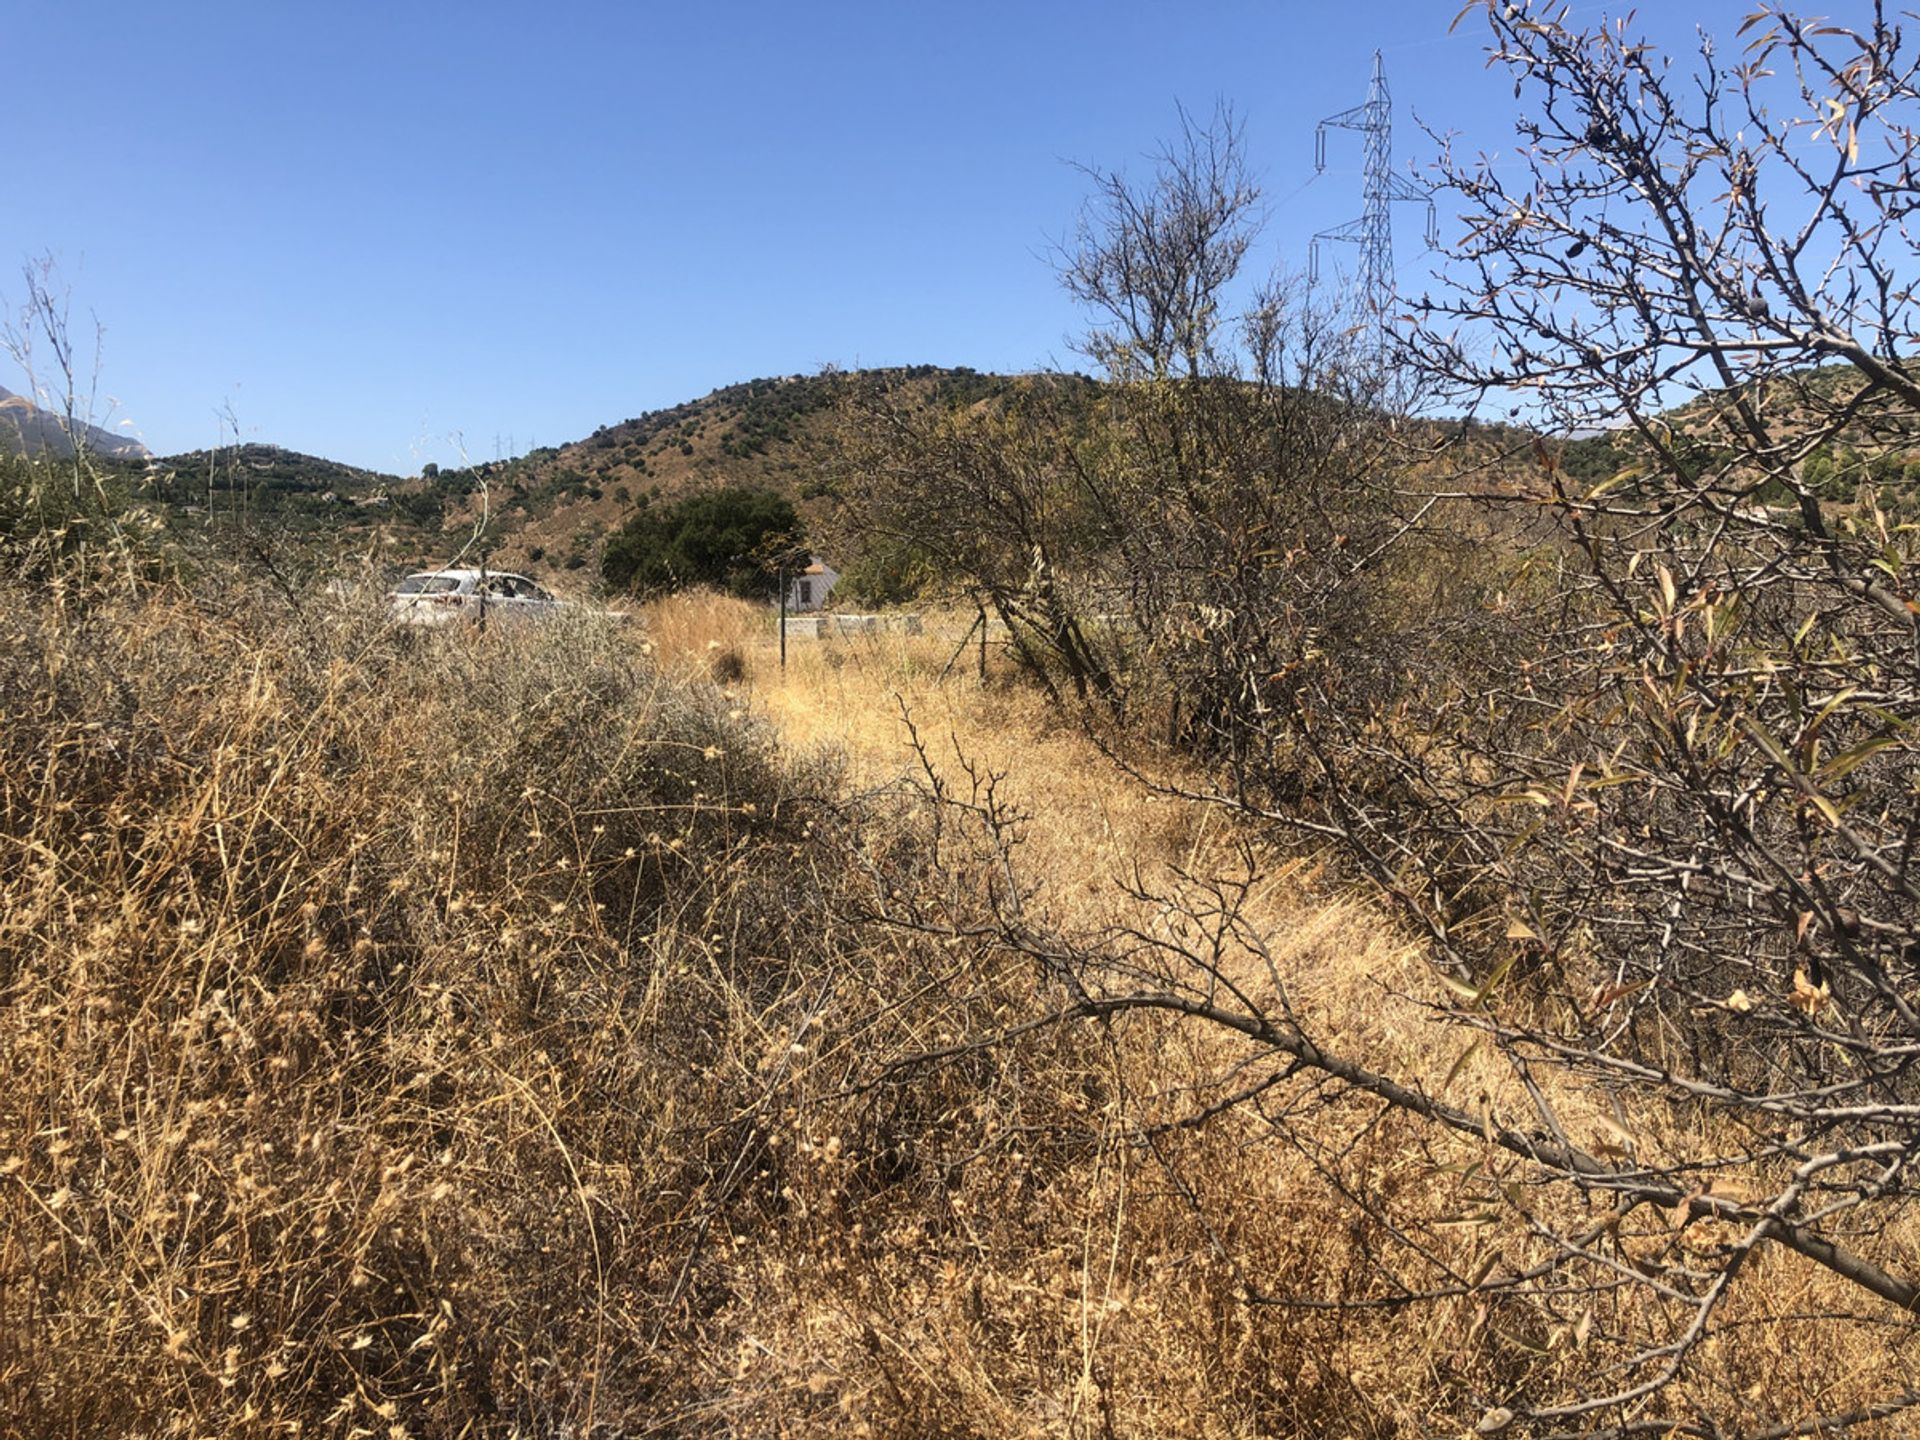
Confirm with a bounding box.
[778,564,788,672]
[977,600,988,683]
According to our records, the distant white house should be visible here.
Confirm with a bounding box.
[784,556,839,613]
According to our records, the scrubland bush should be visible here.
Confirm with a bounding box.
[7,563,1920,1437]
[0,571,1435,1437]
[0,580,840,1433]
[0,573,1536,1438]
[0,444,147,588]
[830,7,1920,1433]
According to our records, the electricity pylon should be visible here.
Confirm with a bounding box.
[1311,50,1436,333]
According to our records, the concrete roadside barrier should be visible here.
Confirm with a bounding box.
[778,613,923,641]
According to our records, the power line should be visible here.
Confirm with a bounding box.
[1310,51,1436,334]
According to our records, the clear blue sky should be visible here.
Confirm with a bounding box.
[7,0,1758,473]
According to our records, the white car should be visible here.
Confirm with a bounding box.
[387,569,562,626]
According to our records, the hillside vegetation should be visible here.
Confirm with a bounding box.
[139,443,455,538]
[434,367,1015,577]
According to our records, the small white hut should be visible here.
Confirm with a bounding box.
[784,556,839,613]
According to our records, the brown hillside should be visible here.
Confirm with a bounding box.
[438,366,1014,577]
[434,368,1551,587]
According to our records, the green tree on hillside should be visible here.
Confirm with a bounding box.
[600,486,803,598]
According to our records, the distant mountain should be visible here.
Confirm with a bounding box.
[26,365,1555,582]
[0,384,149,460]
[153,442,402,499]
[141,443,449,537]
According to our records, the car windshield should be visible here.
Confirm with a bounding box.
[395,575,463,595]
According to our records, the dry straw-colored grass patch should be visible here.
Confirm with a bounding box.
[4,580,1915,1438]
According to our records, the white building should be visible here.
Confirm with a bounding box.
[784,556,839,612]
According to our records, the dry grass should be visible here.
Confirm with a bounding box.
[634,587,766,688]
[3,581,1916,1437]
[756,613,1207,910]
[687,596,1920,1437]
[0,579,856,1435]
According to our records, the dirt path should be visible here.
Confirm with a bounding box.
[753,627,1229,920]
[758,624,1459,1065]
[636,591,1420,1042]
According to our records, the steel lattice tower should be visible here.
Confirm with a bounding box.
[1311,51,1435,328]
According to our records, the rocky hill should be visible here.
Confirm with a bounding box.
[435,366,1015,575]
[0,384,149,460]
[25,366,1554,587]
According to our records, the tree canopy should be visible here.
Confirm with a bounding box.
[600,485,804,598]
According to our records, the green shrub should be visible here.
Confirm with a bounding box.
[600,486,803,598]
